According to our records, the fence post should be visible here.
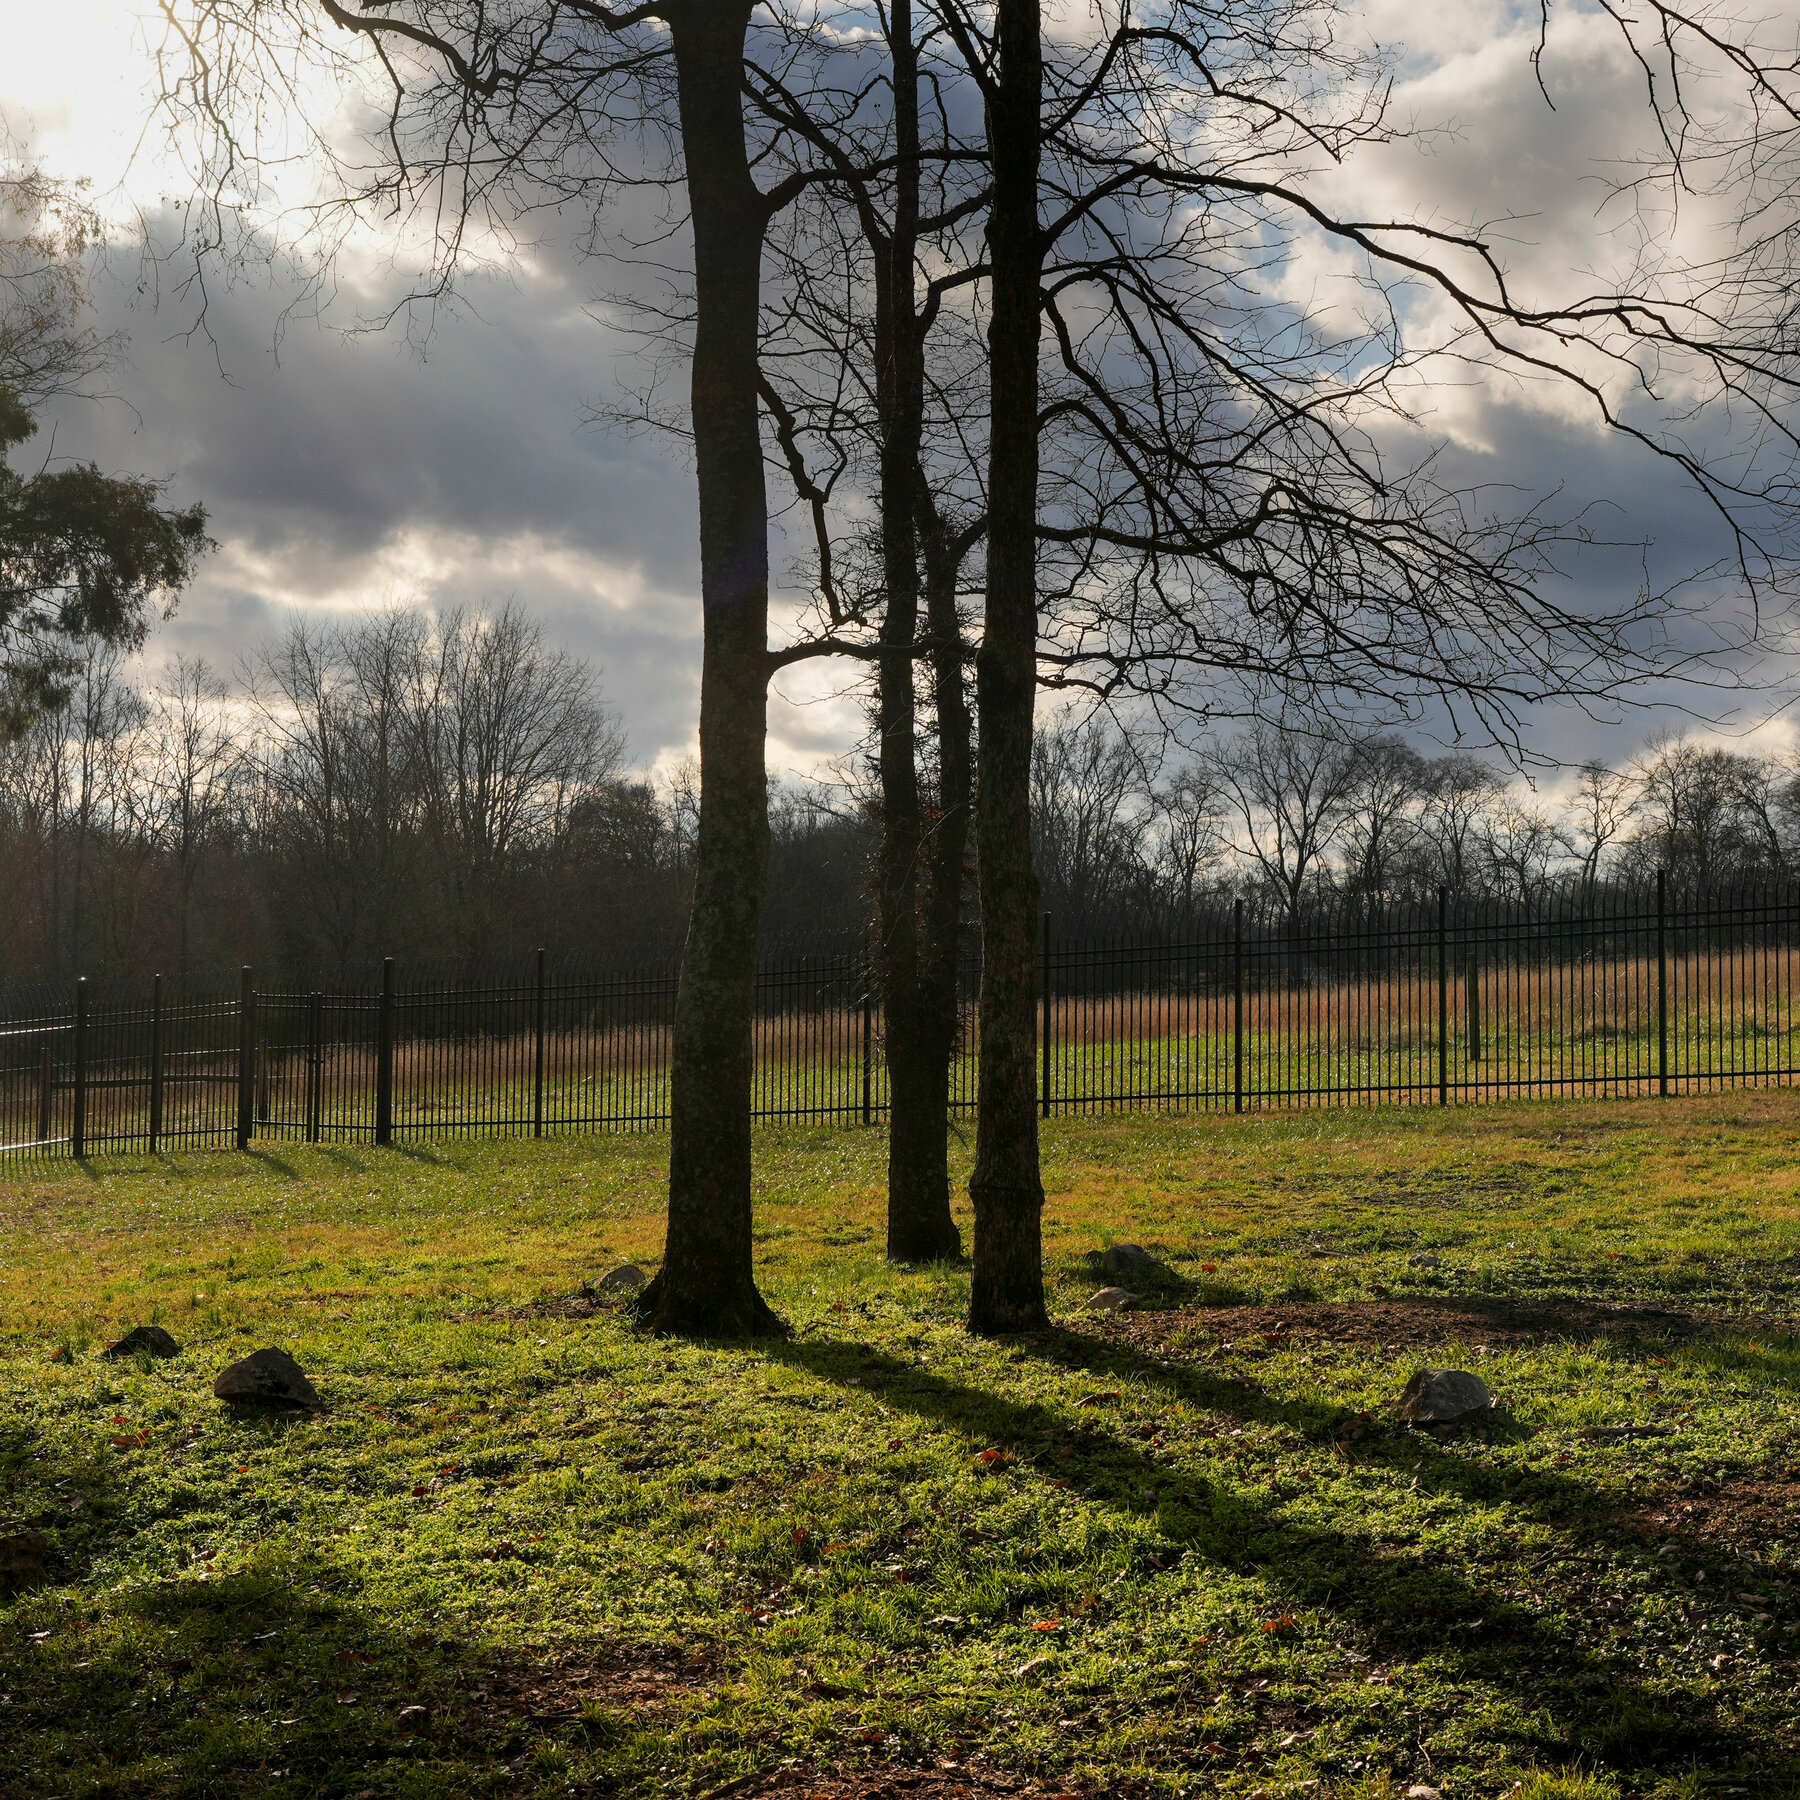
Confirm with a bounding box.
[306,991,323,1144]
[149,973,164,1153]
[533,947,547,1139]
[1232,897,1244,1115]
[1465,949,1481,1064]
[1437,887,1449,1107]
[860,940,873,1127]
[1040,912,1053,1119]
[376,957,395,1147]
[236,966,254,1150]
[72,978,89,1159]
[37,1037,53,1146]
[1657,869,1669,1098]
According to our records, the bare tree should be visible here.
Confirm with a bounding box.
[405,606,624,970]
[1418,756,1505,895]
[1031,707,1151,928]
[1338,738,1431,904]
[143,657,239,980]
[1475,792,1564,910]
[1206,718,1361,927]
[1562,761,1637,899]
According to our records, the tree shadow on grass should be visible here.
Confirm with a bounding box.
[756,1332,1788,1788]
[2,1544,697,1799]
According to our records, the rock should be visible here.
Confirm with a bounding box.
[1406,1787,1443,1800]
[1407,1252,1445,1270]
[214,1347,321,1409]
[595,1263,648,1295]
[1098,1242,1169,1280]
[104,1325,182,1360]
[0,1531,51,1596]
[1085,1287,1137,1313]
[1396,1367,1493,1424]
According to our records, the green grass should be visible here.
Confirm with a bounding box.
[4,1093,1800,1798]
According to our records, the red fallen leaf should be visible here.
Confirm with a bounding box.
[1261,1614,1297,1633]
[1030,1618,1063,1632]
[236,1464,250,1473]
[830,1302,847,1313]
[412,1485,428,1498]
[886,1438,902,1452]
[1201,1263,1218,1273]
[822,1543,848,1555]
[111,1414,129,1426]
[975,1448,1010,1467]
[793,1525,812,1547]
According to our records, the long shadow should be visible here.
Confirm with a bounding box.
[756,1332,1787,1785]
[0,1427,681,1799]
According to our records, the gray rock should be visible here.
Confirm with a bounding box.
[104,1325,182,1360]
[596,1263,648,1295]
[1098,1241,1177,1282]
[1396,1367,1493,1424]
[214,1347,321,1409]
[1407,1252,1445,1270]
[0,1530,51,1596]
[1086,1286,1137,1313]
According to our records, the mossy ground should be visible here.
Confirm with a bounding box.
[3,1093,1800,1799]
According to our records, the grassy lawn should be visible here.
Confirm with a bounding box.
[3,1094,1800,1800]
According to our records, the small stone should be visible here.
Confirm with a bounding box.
[1396,1368,1493,1424]
[0,1530,51,1596]
[395,1704,430,1730]
[1098,1242,1170,1280]
[1085,1287,1137,1312]
[104,1325,182,1360]
[596,1264,648,1294]
[1406,1787,1443,1800]
[214,1347,321,1409]
[1407,1253,1445,1270]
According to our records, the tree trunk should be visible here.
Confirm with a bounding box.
[640,0,783,1338]
[876,0,963,1264]
[968,0,1047,1335]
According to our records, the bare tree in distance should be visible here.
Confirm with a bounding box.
[1205,718,1362,928]
[1563,762,1638,902]
[1338,738,1432,905]
[144,657,239,981]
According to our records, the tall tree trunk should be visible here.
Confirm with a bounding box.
[877,0,963,1264]
[640,0,782,1338]
[968,0,1047,1334]
[912,511,975,1232]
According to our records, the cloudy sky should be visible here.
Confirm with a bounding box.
[4,0,1798,784]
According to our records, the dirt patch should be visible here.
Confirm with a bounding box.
[1092,1296,1758,1354]
[1616,1477,1800,1556]
[455,1288,624,1324]
[708,1770,1097,1800]
[478,1643,712,1720]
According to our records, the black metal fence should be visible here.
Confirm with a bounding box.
[6,879,1800,1159]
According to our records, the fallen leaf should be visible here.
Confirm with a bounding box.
[1031,1618,1063,1632]
[1261,1615,1297,1634]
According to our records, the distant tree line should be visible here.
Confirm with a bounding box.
[16,613,1800,996]
[0,609,876,991]
[1030,709,1800,934]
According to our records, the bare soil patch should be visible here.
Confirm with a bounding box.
[709,1770,1096,1800]
[1615,1477,1800,1555]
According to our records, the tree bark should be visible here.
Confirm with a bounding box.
[968,0,1047,1334]
[875,0,964,1265]
[640,0,783,1338]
